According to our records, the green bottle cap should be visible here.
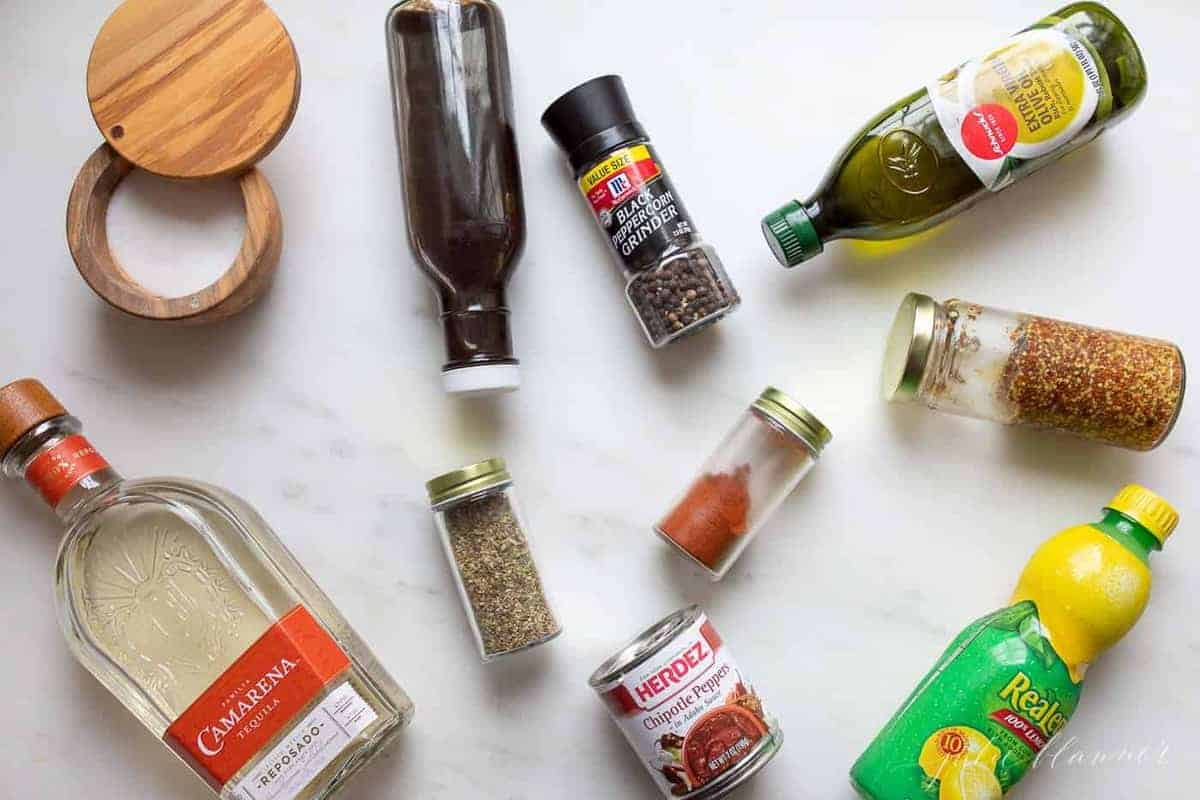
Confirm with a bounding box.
[761,200,823,267]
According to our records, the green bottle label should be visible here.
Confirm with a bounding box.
[928,24,1110,191]
[850,602,1082,800]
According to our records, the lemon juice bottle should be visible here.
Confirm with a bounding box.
[850,486,1177,800]
[762,3,1147,267]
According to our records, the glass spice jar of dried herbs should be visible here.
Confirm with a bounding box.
[426,459,562,662]
[884,293,1187,450]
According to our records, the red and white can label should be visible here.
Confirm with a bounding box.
[26,435,110,507]
[597,614,777,798]
[165,606,359,793]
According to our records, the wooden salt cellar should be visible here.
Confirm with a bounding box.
[66,0,300,324]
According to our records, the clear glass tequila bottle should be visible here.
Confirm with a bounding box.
[0,380,414,800]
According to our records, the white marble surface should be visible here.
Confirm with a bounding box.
[1,1,1197,798]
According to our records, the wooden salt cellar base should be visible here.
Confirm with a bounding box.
[67,0,300,324]
[67,144,284,324]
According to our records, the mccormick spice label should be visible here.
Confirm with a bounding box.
[596,613,779,798]
[166,606,378,800]
[578,144,697,272]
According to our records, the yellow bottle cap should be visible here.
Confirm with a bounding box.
[1107,485,1179,545]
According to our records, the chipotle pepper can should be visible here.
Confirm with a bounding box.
[588,606,782,799]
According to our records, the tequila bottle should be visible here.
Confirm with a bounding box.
[0,380,414,800]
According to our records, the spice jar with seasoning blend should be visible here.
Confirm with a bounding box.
[387,0,526,395]
[542,76,741,348]
[426,459,562,662]
[656,388,832,580]
[590,606,783,800]
[884,293,1186,451]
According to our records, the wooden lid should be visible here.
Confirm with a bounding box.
[86,0,301,180]
[0,380,68,456]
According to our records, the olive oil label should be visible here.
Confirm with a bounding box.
[596,614,776,798]
[850,602,1082,800]
[578,144,696,271]
[928,28,1105,190]
[166,606,357,793]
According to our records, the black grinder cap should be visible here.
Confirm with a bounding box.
[541,75,648,173]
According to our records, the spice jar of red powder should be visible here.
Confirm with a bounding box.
[655,388,832,579]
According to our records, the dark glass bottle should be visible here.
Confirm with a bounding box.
[762,3,1148,267]
[387,0,525,395]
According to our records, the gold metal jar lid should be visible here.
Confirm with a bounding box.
[426,458,511,507]
[883,292,939,403]
[752,388,832,455]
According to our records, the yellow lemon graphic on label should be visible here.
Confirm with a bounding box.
[942,762,1004,800]
[919,727,1002,781]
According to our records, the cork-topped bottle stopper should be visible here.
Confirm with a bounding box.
[0,380,68,456]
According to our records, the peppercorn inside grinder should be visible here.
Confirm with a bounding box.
[542,76,741,348]
[656,388,832,580]
[66,0,300,324]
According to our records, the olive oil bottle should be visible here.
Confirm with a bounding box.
[762,3,1147,267]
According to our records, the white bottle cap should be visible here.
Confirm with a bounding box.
[442,364,521,396]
